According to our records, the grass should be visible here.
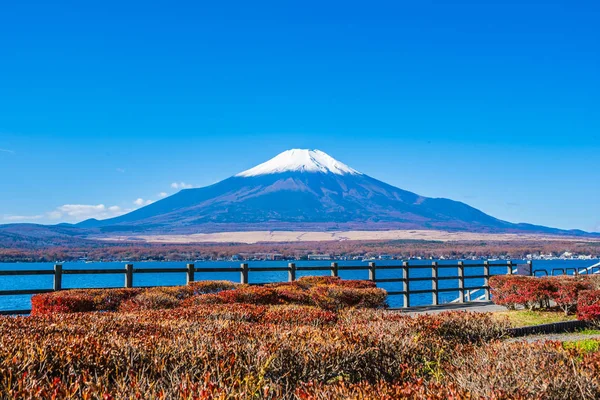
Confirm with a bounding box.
[564,339,600,353]
[578,328,600,335]
[493,309,577,327]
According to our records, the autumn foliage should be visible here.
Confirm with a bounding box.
[489,275,594,314]
[31,276,388,314]
[4,303,600,398]
[577,290,600,323]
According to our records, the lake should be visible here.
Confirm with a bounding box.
[1,259,598,311]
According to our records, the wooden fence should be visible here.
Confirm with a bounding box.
[0,261,520,315]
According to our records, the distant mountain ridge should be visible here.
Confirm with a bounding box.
[70,149,594,236]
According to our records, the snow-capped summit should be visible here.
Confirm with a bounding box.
[236,149,361,177]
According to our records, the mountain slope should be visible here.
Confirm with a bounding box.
[76,149,589,235]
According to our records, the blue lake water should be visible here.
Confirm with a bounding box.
[0,259,598,311]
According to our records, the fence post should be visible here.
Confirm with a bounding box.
[330,262,338,277]
[186,263,195,285]
[431,262,438,306]
[527,260,533,276]
[53,264,62,291]
[288,263,296,282]
[125,264,133,288]
[402,261,410,308]
[368,262,376,282]
[483,261,490,301]
[457,261,465,303]
[507,260,513,275]
[240,263,249,284]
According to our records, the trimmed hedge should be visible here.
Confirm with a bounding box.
[31,277,388,314]
[31,281,236,315]
[31,288,142,315]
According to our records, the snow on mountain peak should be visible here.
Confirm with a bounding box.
[236,149,362,177]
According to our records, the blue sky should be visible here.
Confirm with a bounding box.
[0,1,598,231]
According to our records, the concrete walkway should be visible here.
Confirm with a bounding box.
[390,301,507,315]
[507,332,600,343]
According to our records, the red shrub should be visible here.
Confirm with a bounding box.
[585,274,600,290]
[489,275,522,309]
[31,291,96,315]
[308,286,387,310]
[262,305,338,326]
[30,277,384,315]
[294,275,375,289]
[188,303,266,322]
[92,288,143,311]
[272,285,312,305]
[188,280,238,294]
[552,277,592,315]
[180,293,227,307]
[490,275,555,310]
[294,275,343,289]
[118,291,180,312]
[577,290,600,322]
[491,275,595,313]
[216,285,282,305]
[520,277,555,309]
[408,311,509,344]
[145,286,198,300]
[336,280,377,289]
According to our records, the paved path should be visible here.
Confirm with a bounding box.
[507,332,600,343]
[392,301,507,315]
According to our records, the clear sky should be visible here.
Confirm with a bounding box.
[0,1,598,231]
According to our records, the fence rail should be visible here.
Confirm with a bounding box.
[533,266,600,277]
[0,261,523,315]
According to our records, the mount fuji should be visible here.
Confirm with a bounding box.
[76,149,585,236]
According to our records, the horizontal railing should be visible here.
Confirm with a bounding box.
[0,261,521,315]
[533,266,600,277]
